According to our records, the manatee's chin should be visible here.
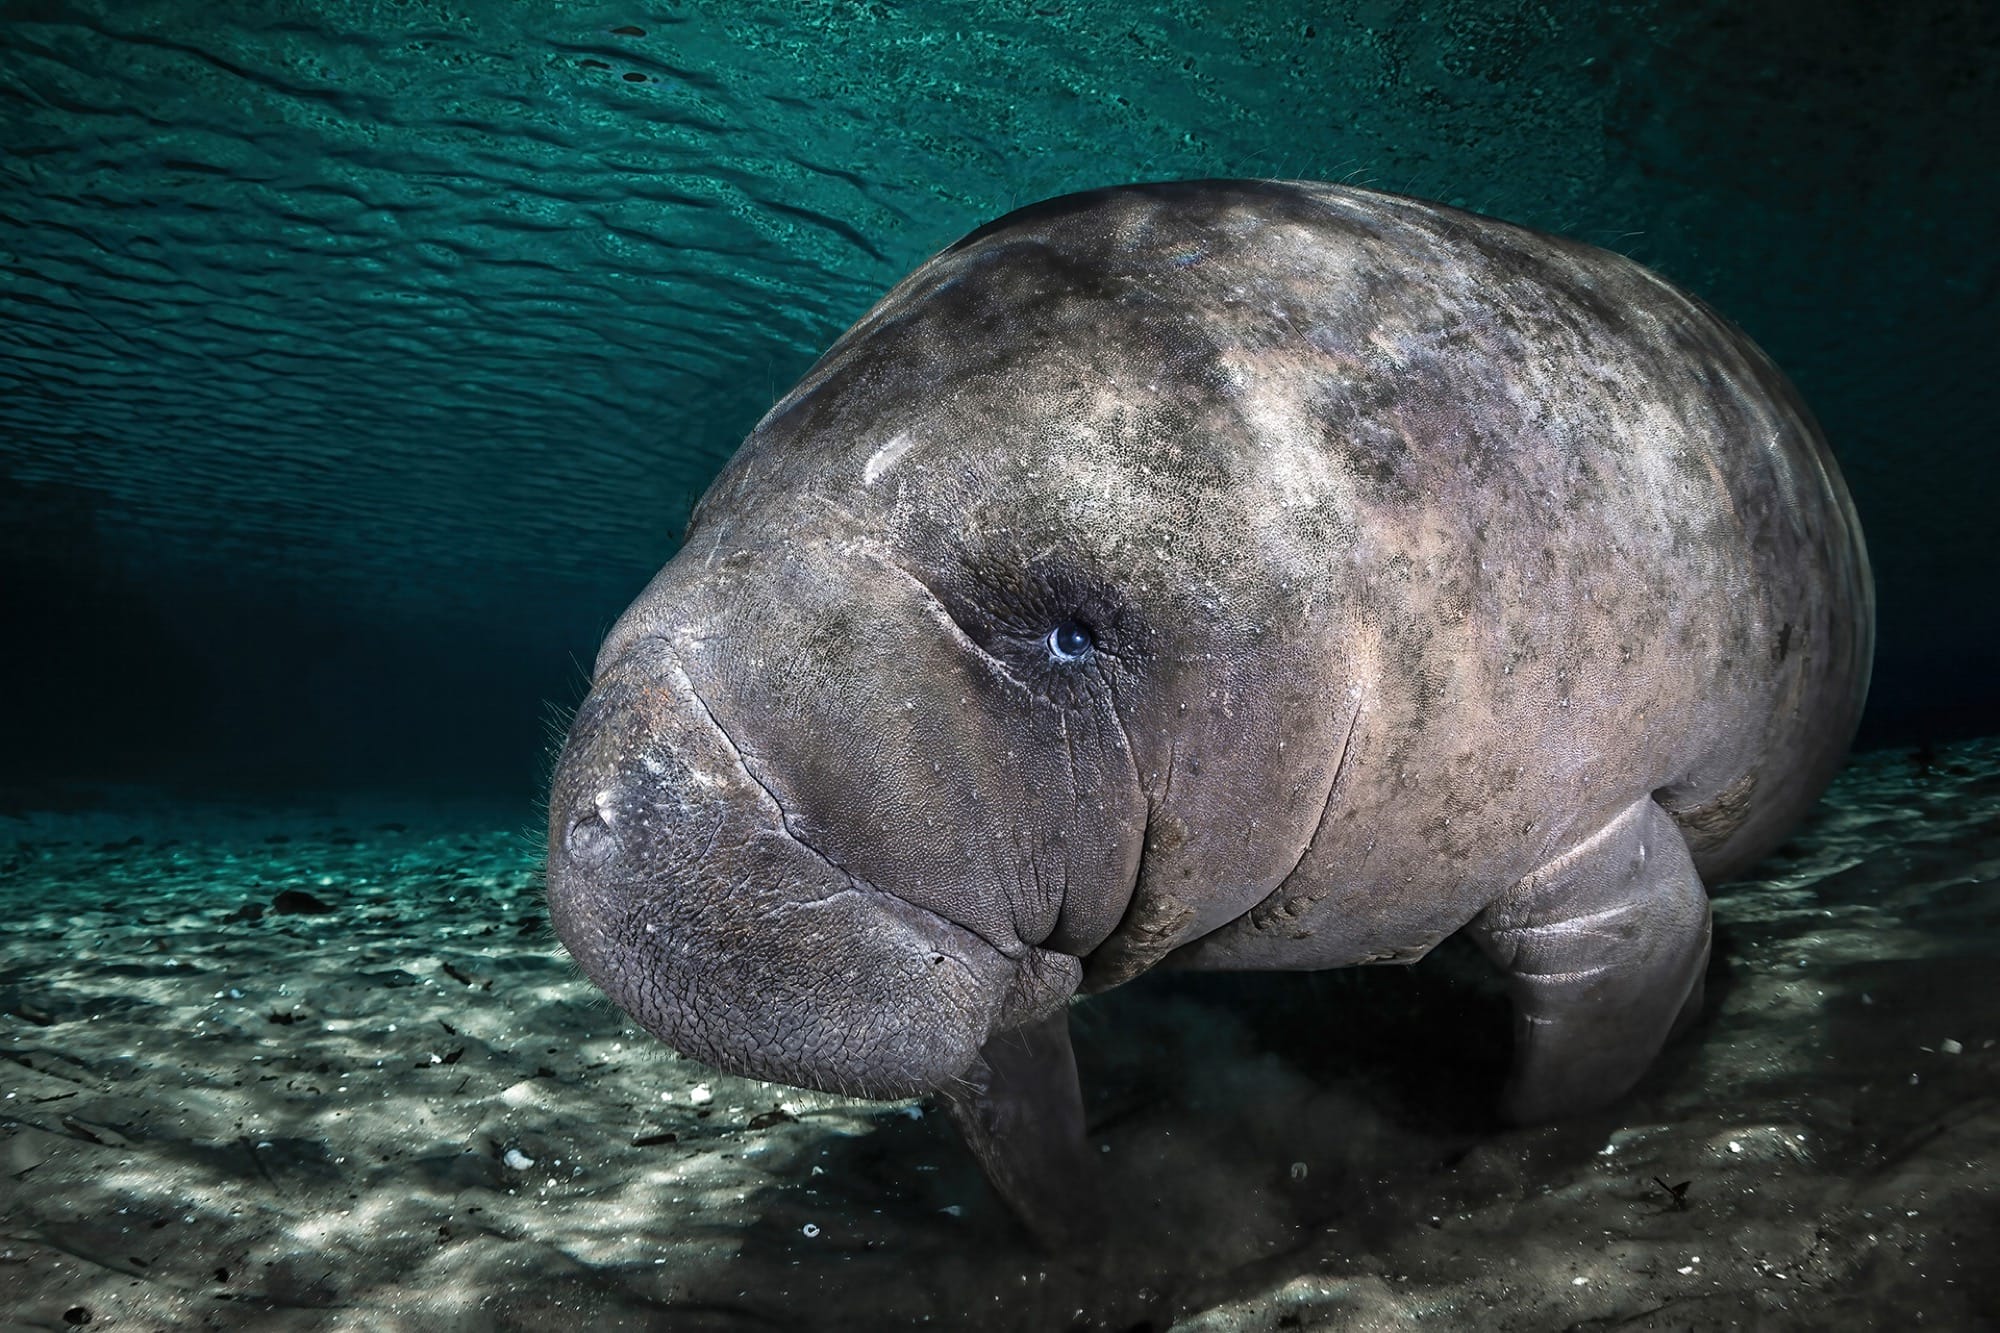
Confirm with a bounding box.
[619,880,1006,1100]
[551,828,1079,1102]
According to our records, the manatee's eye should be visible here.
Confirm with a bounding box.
[1047,620,1095,662]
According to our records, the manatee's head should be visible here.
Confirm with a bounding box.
[547,182,1369,1099]
[543,538,1120,1098]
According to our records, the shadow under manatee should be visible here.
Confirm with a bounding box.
[609,900,1771,1333]
[1132,934,1516,1124]
[676,931,1617,1330]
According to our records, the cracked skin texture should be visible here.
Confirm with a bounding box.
[545,180,1872,1166]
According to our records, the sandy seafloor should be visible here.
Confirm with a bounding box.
[0,741,1995,1332]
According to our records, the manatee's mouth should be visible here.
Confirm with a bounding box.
[547,639,1078,1100]
[577,853,1025,1099]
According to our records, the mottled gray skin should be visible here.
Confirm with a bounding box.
[545,180,1873,1241]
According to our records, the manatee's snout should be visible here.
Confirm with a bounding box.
[546,635,1036,1099]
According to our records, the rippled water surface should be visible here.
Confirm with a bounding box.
[3,3,1993,776]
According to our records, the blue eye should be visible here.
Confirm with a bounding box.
[1048,620,1095,661]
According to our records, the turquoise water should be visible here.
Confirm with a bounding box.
[1,0,1995,799]
[1,2,1996,1328]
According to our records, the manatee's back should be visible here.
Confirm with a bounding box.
[1267,181,1875,886]
[755,178,1873,893]
[1630,296,1873,882]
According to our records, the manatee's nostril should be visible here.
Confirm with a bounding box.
[564,791,621,867]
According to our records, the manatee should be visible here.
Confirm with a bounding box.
[544,180,1874,1240]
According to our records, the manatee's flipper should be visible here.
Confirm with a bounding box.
[1468,797,1712,1123]
[940,1004,1099,1247]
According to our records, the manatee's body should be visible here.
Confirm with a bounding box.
[546,180,1873,1239]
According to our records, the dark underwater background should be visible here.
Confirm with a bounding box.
[2,0,1995,805]
[2,3,1997,1330]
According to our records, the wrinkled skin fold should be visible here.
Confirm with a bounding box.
[545,179,1873,1243]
